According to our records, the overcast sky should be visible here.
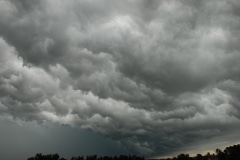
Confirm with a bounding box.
[0,0,240,160]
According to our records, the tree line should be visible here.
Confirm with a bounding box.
[27,154,145,160]
[158,144,240,160]
[27,144,240,160]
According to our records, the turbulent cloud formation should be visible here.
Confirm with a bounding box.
[1,0,240,157]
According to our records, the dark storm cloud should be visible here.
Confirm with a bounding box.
[1,0,240,157]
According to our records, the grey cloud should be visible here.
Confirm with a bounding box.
[1,0,240,157]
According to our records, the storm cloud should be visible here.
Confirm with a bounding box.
[1,0,240,158]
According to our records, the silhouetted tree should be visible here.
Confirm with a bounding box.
[177,154,190,160]
[26,144,240,160]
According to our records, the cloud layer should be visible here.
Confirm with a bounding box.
[1,0,240,156]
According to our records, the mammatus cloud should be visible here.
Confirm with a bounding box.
[1,0,240,157]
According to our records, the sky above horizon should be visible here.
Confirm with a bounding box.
[0,0,240,160]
